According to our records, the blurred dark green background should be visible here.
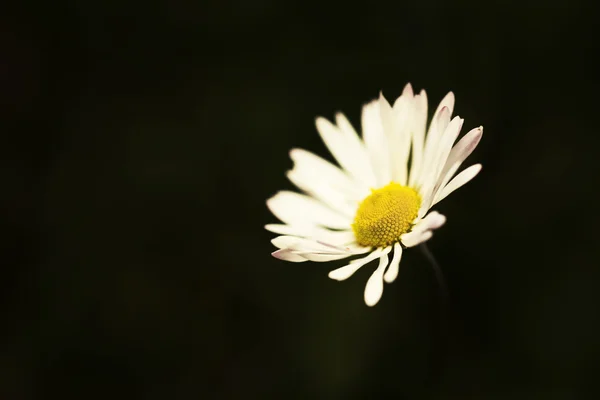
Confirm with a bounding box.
[2,0,600,398]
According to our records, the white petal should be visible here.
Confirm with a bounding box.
[304,239,350,254]
[416,106,451,191]
[401,230,433,248]
[364,252,390,306]
[271,235,364,263]
[289,148,362,202]
[432,126,483,197]
[267,191,351,229]
[287,169,357,217]
[413,211,446,233]
[316,116,375,191]
[398,82,414,100]
[271,236,348,254]
[289,148,355,192]
[271,249,308,262]
[264,224,355,245]
[431,117,465,182]
[378,91,394,133]
[328,262,367,282]
[314,239,357,253]
[271,235,304,250]
[384,242,403,283]
[414,91,455,185]
[296,252,353,262]
[388,90,414,186]
[335,112,378,191]
[432,92,455,124]
[328,247,390,281]
[417,205,428,220]
[271,235,299,249]
[432,163,482,206]
[379,92,402,184]
[362,100,390,187]
[417,116,464,211]
[408,90,429,187]
[345,244,373,255]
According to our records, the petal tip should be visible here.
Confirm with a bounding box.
[271,249,284,258]
[272,249,307,262]
[438,106,450,116]
[289,148,301,159]
[266,191,284,208]
[364,292,382,307]
[327,271,345,281]
[315,116,329,129]
[334,111,346,120]
[271,249,292,260]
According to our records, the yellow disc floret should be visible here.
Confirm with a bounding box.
[352,182,421,248]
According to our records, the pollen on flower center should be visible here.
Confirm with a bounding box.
[352,182,421,247]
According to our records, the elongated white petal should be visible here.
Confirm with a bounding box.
[432,92,455,127]
[362,100,390,187]
[432,126,483,196]
[264,224,355,245]
[388,88,413,186]
[364,252,390,306]
[267,191,351,229]
[415,91,455,184]
[271,235,299,249]
[296,252,353,262]
[417,106,451,188]
[418,116,465,211]
[398,82,414,100]
[378,91,394,135]
[401,230,433,248]
[287,168,357,217]
[289,148,362,203]
[384,242,403,283]
[431,117,464,182]
[408,90,429,187]
[315,240,357,253]
[334,112,378,191]
[271,234,366,264]
[412,211,446,233]
[328,247,390,281]
[301,240,351,254]
[316,116,375,191]
[328,261,369,282]
[271,249,308,262]
[345,244,373,255]
[433,163,482,206]
[271,236,348,254]
[289,148,356,193]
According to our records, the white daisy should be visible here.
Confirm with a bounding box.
[266,83,483,306]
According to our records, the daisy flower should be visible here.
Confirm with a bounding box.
[266,84,482,306]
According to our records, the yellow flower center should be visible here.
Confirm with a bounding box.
[352,182,421,247]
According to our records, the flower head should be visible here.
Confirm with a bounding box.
[266,84,482,306]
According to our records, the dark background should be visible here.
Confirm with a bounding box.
[2,0,600,398]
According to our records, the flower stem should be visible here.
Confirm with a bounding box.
[420,242,448,302]
[420,242,449,393]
